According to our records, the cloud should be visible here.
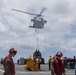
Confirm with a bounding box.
[0,22,7,32]
[0,0,76,62]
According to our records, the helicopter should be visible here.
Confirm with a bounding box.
[12,7,47,29]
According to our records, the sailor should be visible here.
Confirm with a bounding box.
[38,57,42,70]
[48,56,53,70]
[51,51,65,75]
[3,48,17,75]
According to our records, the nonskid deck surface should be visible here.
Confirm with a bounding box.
[0,64,74,75]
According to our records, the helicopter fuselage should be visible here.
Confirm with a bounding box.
[29,17,47,29]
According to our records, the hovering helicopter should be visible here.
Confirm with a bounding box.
[12,7,47,29]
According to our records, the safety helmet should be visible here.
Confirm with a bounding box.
[9,48,17,55]
[26,55,32,60]
[56,51,63,57]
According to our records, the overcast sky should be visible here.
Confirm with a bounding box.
[0,0,76,63]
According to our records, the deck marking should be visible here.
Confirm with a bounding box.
[0,69,4,73]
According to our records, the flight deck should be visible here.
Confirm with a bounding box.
[0,64,74,75]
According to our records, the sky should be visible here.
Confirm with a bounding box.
[0,0,76,63]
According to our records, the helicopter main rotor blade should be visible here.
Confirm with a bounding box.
[39,7,46,15]
[12,9,39,16]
